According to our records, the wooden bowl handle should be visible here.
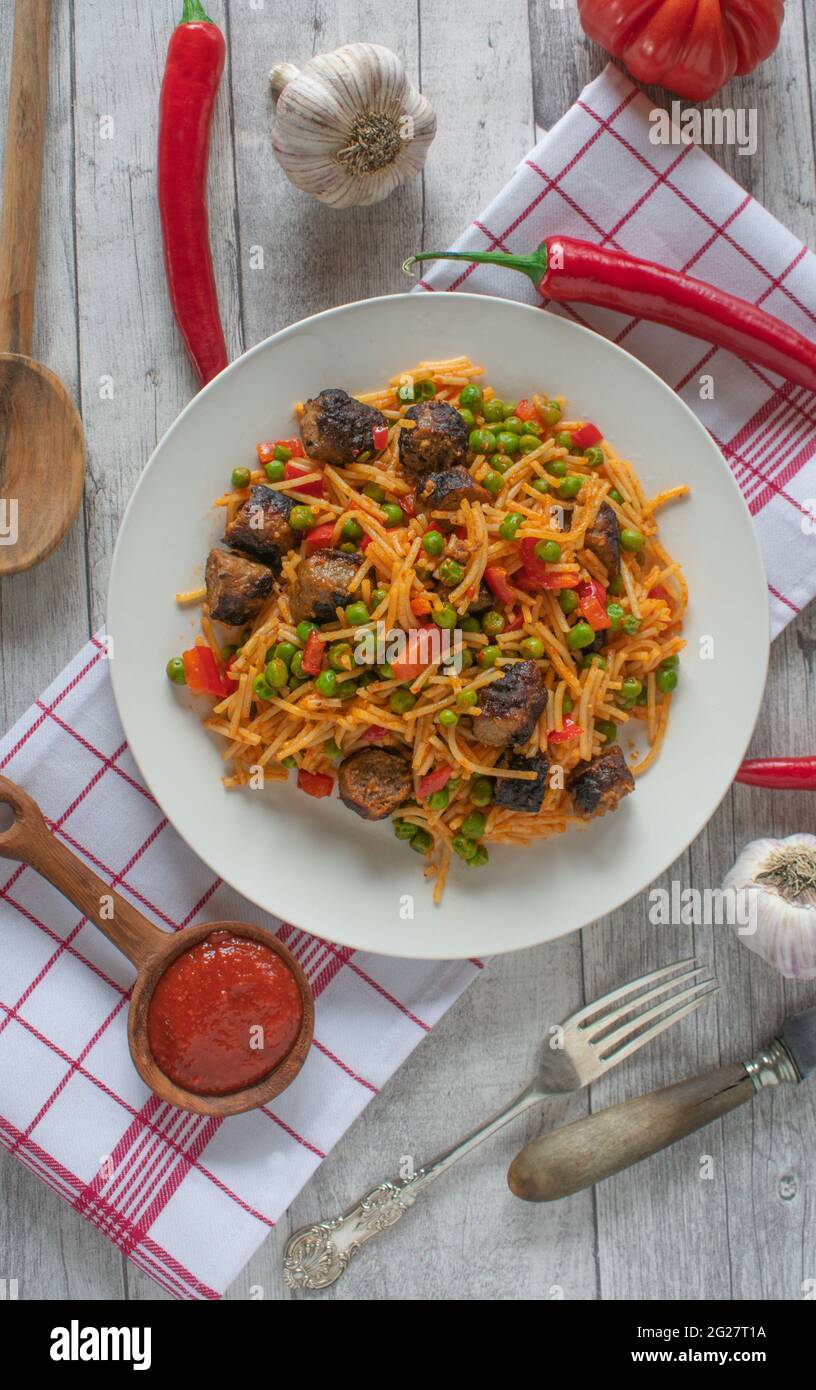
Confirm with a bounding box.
[0,773,167,970]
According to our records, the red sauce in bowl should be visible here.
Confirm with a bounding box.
[147,930,303,1096]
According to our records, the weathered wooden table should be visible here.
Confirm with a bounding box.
[2,0,815,1302]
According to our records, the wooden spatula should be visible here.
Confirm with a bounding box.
[0,0,84,575]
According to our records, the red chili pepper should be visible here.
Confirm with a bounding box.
[305,522,335,555]
[735,757,816,791]
[515,398,536,421]
[158,1,228,387]
[297,769,334,798]
[182,645,236,698]
[572,422,602,450]
[578,579,610,630]
[484,565,515,605]
[407,237,816,394]
[285,460,324,498]
[301,630,325,676]
[417,766,453,798]
[372,425,389,451]
[548,716,582,745]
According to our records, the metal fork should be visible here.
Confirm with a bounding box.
[283,957,718,1290]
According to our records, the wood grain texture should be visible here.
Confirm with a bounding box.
[1,0,816,1302]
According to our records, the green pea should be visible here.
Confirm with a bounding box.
[460,649,474,669]
[500,512,524,541]
[166,656,186,685]
[466,845,489,868]
[470,777,494,807]
[394,819,418,841]
[461,810,486,839]
[483,471,504,496]
[290,651,306,680]
[584,446,604,468]
[290,505,315,531]
[459,384,483,409]
[223,644,239,662]
[324,739,343,759]
[520,636,545,660]
[482,610,506,636]
[439,558,465,586]
[329,641,354,672]
[339,542,357,554]
[433,604,458,630]
[422,529,445,557]
[452,835,478,861]
[281,754,297,769]
[608,574,625,596]
[342,517,363,543]
[545,459,567,479]
[345,601,370,626]
[660,654,679,670]
[427,788,449,811]
[438,708,459,728]
[370,587,388,609]
[363,482,386,503]
[657,668,678,694]
[382,503,404,529]
[558,475,584,500]
[531,478,550,494]
[377,663,395,679]
[415,379,436,399]
[459,615,481,633]
[469,428,495,454]
[458,407,476,430]
[562,695,573,714]
[273,444,292,462]
[491,455,512,475]
[265,658,289,689]
[555,431,573,451]
[518,434,541,455]
[296,620,318,643]
[496,431,520,456]
[272,641,296,668]
[558,589,579,615]
[397,383,415,403]
[483,398,506,423]
[411,828,434,854]
[390,688,416,714]
[456,688,478,708]
[566,621,595,650]
[541,400,562,426]
[231,466,251,490]
[535,540,561,563]
[502,416,524,434]
[582,653,607,670]
[620,527,645,552]
[314,669,337,697]
[253,674,273,700]
[606,602,625,631]
[596,720,617,743]
[609,488,624,505]
[478,645,501,668]
[264,460,285,482]
[621,676,642,701]
[623,615,641,636]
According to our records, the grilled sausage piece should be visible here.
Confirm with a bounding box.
[494,751,550,813]
[300,388,386,467]
[418,465,490,511]
[398,400,468,476]
[289,547,361,624]
[224,485,295,566]
[205,548,275,626]
[338,748,413,821]
[467,581,493,616]
[470,660,547,748]
[570,744,635,819]
[585,501,621,579]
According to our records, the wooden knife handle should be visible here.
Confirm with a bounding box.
[507,1060,754,1202]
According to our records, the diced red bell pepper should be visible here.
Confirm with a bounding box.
[297,769,334,798]
[453,525,468,540]
[548,716,582,744]
[578,579,610,630]
[302,630,325,676]
[401,491,416,518]
[304,522,335,556]
[391,627,434,683]
[359,532,372,551]
[515,399,536,421]
[280,436,305,458]
[648,585,672,606]
[417,766,453,798]
[256,437,305,464]
[572,422,602,450]
[504,611,524,632]
[284,460,324,497]
[182,645,237,698]
[411,594,434,618]
[484,565,515,605]
[372,425,389,451]
[363,725,389,743]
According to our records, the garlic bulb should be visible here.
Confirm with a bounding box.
[723,834,816,979]
[269,43,436,209]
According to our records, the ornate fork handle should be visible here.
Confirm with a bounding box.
[283,1087,536,1290]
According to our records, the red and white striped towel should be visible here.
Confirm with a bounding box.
[2,64,813,1301]
[416,64,816,637]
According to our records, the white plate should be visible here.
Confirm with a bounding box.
[108,293,768,960]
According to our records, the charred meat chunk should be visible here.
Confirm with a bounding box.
[585,501,621,579]
[205,547,275,626]
[289,547,361,624]
[300,388,386,467]
[338,748,413,821]
[494,751,550,813]
[418,465,490,511]
[224,485,295,566]
[570,744,635,819]
[398,400,468,477]
[471,660,547,748]
[467,581,493,616]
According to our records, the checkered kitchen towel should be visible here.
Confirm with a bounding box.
[2,65,815,1301]
[417,64,816,638]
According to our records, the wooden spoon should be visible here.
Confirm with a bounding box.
[0,0,84,576]
[0,775,314,1116]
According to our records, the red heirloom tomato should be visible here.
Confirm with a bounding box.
[577,0,784,101]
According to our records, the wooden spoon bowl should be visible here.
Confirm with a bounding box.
[0,775,314,1116]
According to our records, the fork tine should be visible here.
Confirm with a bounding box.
[596,983,720,1066]
[583,964,708,1042]
[568,957,701,1029]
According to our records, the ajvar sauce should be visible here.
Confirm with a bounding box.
[147,930,303,1095]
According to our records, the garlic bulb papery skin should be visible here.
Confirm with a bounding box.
[723,834,816,979]
[269,43,436,209]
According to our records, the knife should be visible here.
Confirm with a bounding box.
[507,1004,816,1202]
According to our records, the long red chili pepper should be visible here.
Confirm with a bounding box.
[736,757,816,790]
[158,0,228,387]
[405,237,816,395]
